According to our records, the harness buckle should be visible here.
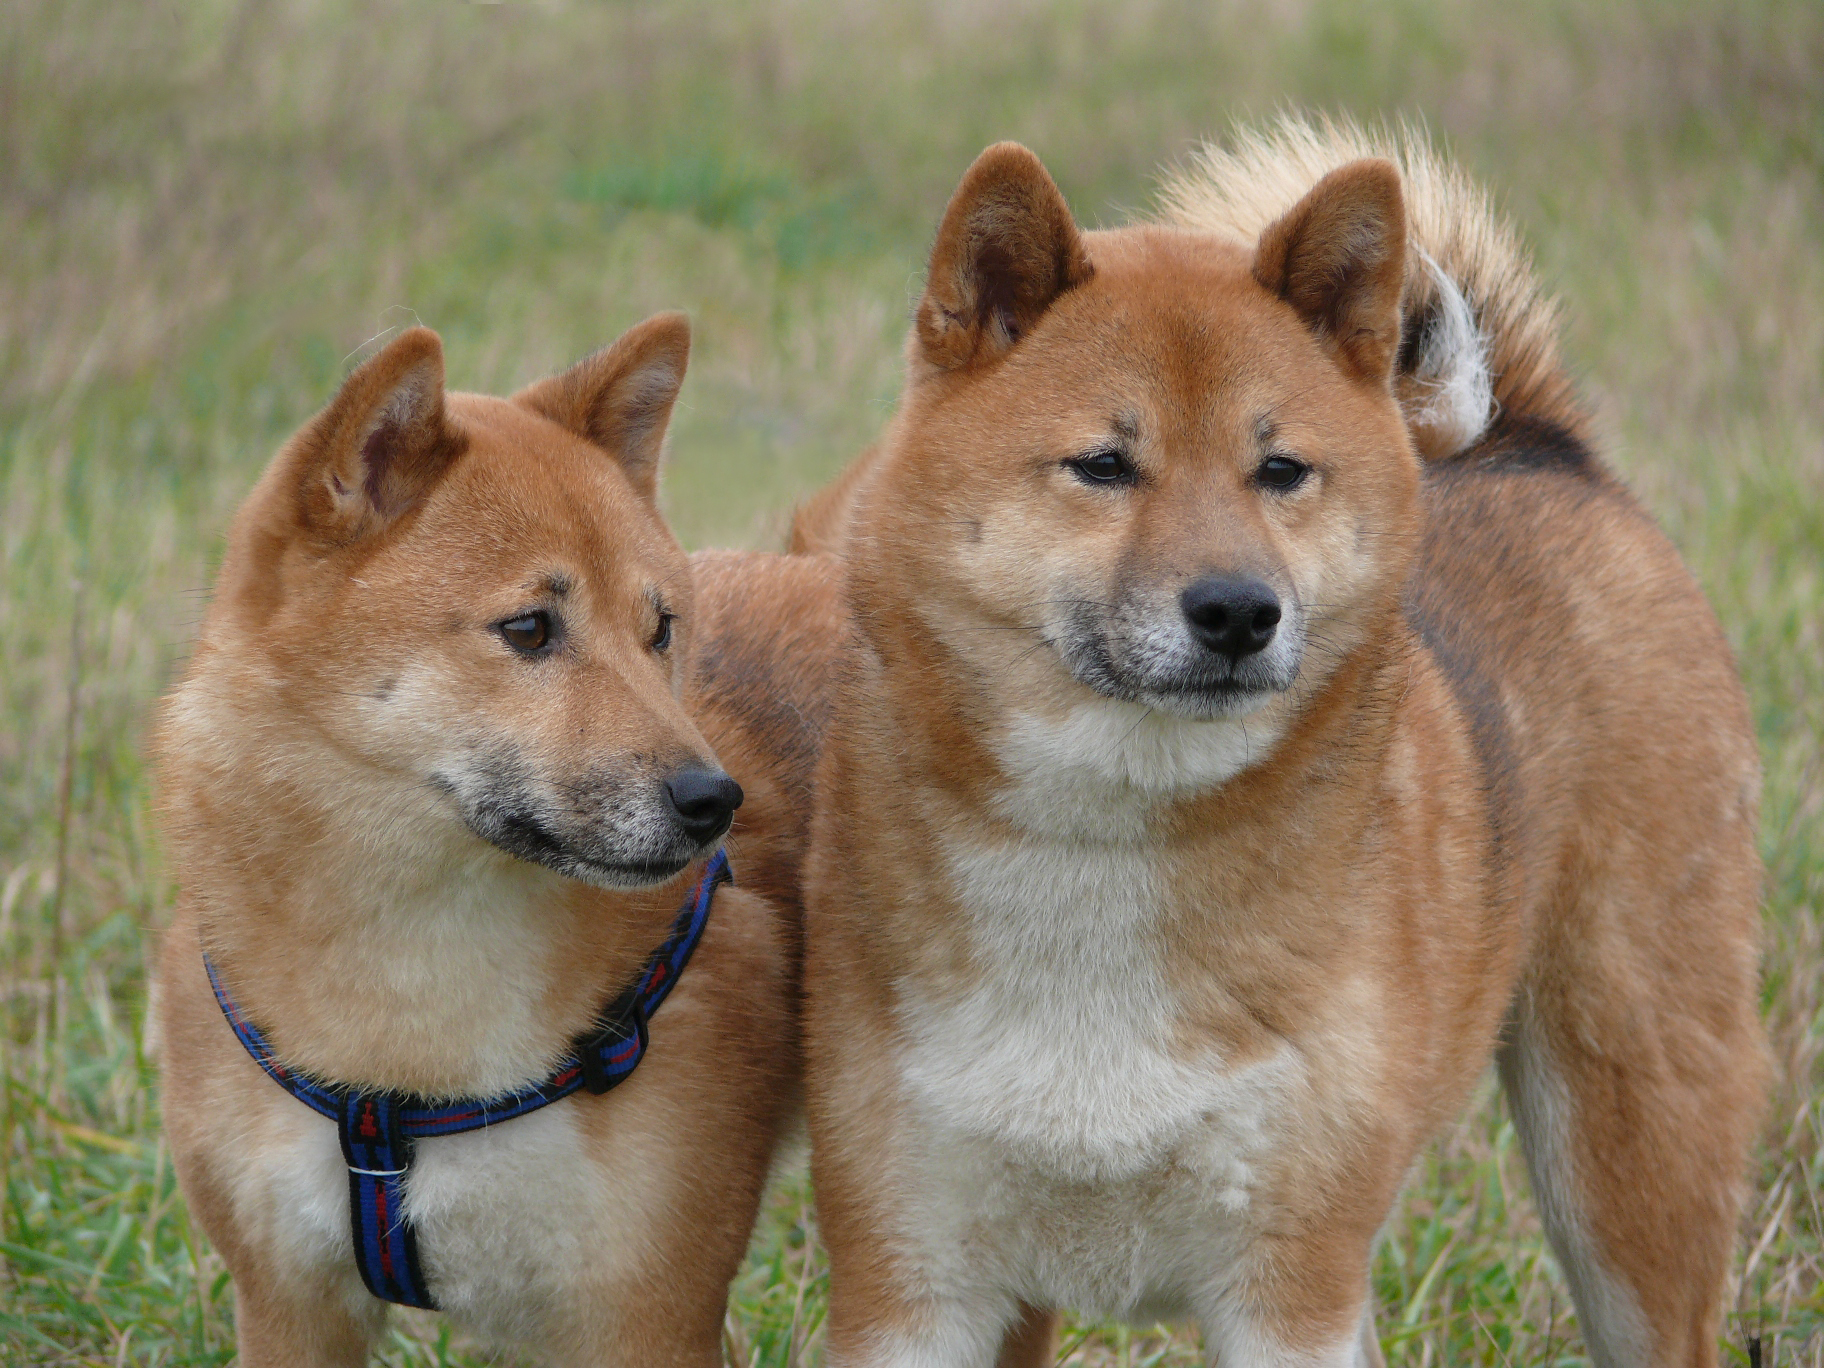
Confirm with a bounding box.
[577,996,648,1095]
[339,1092,415,1177]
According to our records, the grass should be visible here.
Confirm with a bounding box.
[2,0,1820,1362]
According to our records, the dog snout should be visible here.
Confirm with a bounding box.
[662,768,744,845]
[1180,576,1281,661]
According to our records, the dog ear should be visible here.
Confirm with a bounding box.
[513,312,690,502]
[1254,159,1407,387]
[296,327,459,542]
[915,143,1093,372]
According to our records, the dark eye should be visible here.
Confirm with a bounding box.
[1256,455,1309,491]
[651,612,674,654]
[1067,449,1136,486]
[499,611,553,654]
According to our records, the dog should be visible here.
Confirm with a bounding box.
[687,546,846,951]
[153,315,839,1366]
[798,118,1767,1367]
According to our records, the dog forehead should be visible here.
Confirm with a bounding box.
[425,392,681,578]
[1002,227,1347,435]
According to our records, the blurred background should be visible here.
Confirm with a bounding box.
[3,1,1820,1363]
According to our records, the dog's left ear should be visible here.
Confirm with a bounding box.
[1254,159,1407,387]
[514,312,690,502]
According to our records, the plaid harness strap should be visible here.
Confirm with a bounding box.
[203,849,731,1310]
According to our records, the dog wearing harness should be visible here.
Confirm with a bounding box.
[202,852,730,1310]
[152,320,812,1366]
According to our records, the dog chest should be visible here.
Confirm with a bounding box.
[898,833,1305,1180]
[882,824,1314,1320]
[236,1097,627,1342]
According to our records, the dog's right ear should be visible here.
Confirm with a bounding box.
[295,327,459,542]
[915,143,1094,373]
[513,312,691,503]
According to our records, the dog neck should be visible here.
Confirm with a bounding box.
[166,665,679,1101]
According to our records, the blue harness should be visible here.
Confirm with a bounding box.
[204,849,730,1309]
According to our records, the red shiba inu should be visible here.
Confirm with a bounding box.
[153,316,837,1366]
[799,119,1767,1367]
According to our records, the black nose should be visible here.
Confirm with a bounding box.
[1181,576,1282,660]
[662,768,744,843]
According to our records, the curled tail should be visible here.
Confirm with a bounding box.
[1156,114,1580,460]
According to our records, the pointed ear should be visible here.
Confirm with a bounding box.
[297,327,459,542]
[1254,159,1407,386]
[915,143,1093,372]
[513,312,690,502]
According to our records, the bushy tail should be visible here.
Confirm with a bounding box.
[1156,113,1579,460]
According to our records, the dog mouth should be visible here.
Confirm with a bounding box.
[1100,673,1286,722]
[1048,596,1301,719]
[1056,629,1293,719]
[469,808,701,889]
[563,853,697,886]
[1138,677,1283,718]
[434,769,708,891]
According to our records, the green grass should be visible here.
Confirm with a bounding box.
[3,0,1820,1362]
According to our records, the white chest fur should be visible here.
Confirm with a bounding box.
[235,1090,628,1344]
[890,846,1305,1320]
[890,714,1309,1321]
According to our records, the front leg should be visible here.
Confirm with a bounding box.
[823,1288,1026,1368]
[1199,1256,1382,1368]
[229,1265,386,1368]
[811,1110,1023,1367]
[997,1303,1060,1367]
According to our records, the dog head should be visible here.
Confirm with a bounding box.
[853,144,1420,789]
[196,315,740,889]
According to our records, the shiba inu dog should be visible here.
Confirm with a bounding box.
[688,547,846,946]
[153,317,835,1366]
[799,119,1767,1367]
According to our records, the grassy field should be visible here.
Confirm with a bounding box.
[2,1,1820,1363]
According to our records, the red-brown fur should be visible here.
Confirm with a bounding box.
[799,134,1766,1368]
[154,319,835,1366]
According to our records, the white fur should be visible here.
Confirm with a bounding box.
[1409,250,1493,456]
[227,1088,648,1349]
[229,1090,369,1305]
[902,835,1295,1184]
[848,687,1393,1364]
[1500,1015,1651,1368]
[410,1105,641,1340]
[873,817,1310,1358]
[1201,1311,1379,1368]
[992,700,1284,838]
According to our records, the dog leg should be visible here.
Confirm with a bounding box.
[825,1294,1021,1368]
[1198,1262,1380,1368]
[995,1302,1057,1368]
[229,1275,383,1368]
[1500,955,1762,1368]
[1354,1294,1385,1368]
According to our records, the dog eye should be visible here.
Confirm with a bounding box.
[1067,449,1136,486]
[651,612,674,654]
[499,612,553,654]
[1256,456,1309,491]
